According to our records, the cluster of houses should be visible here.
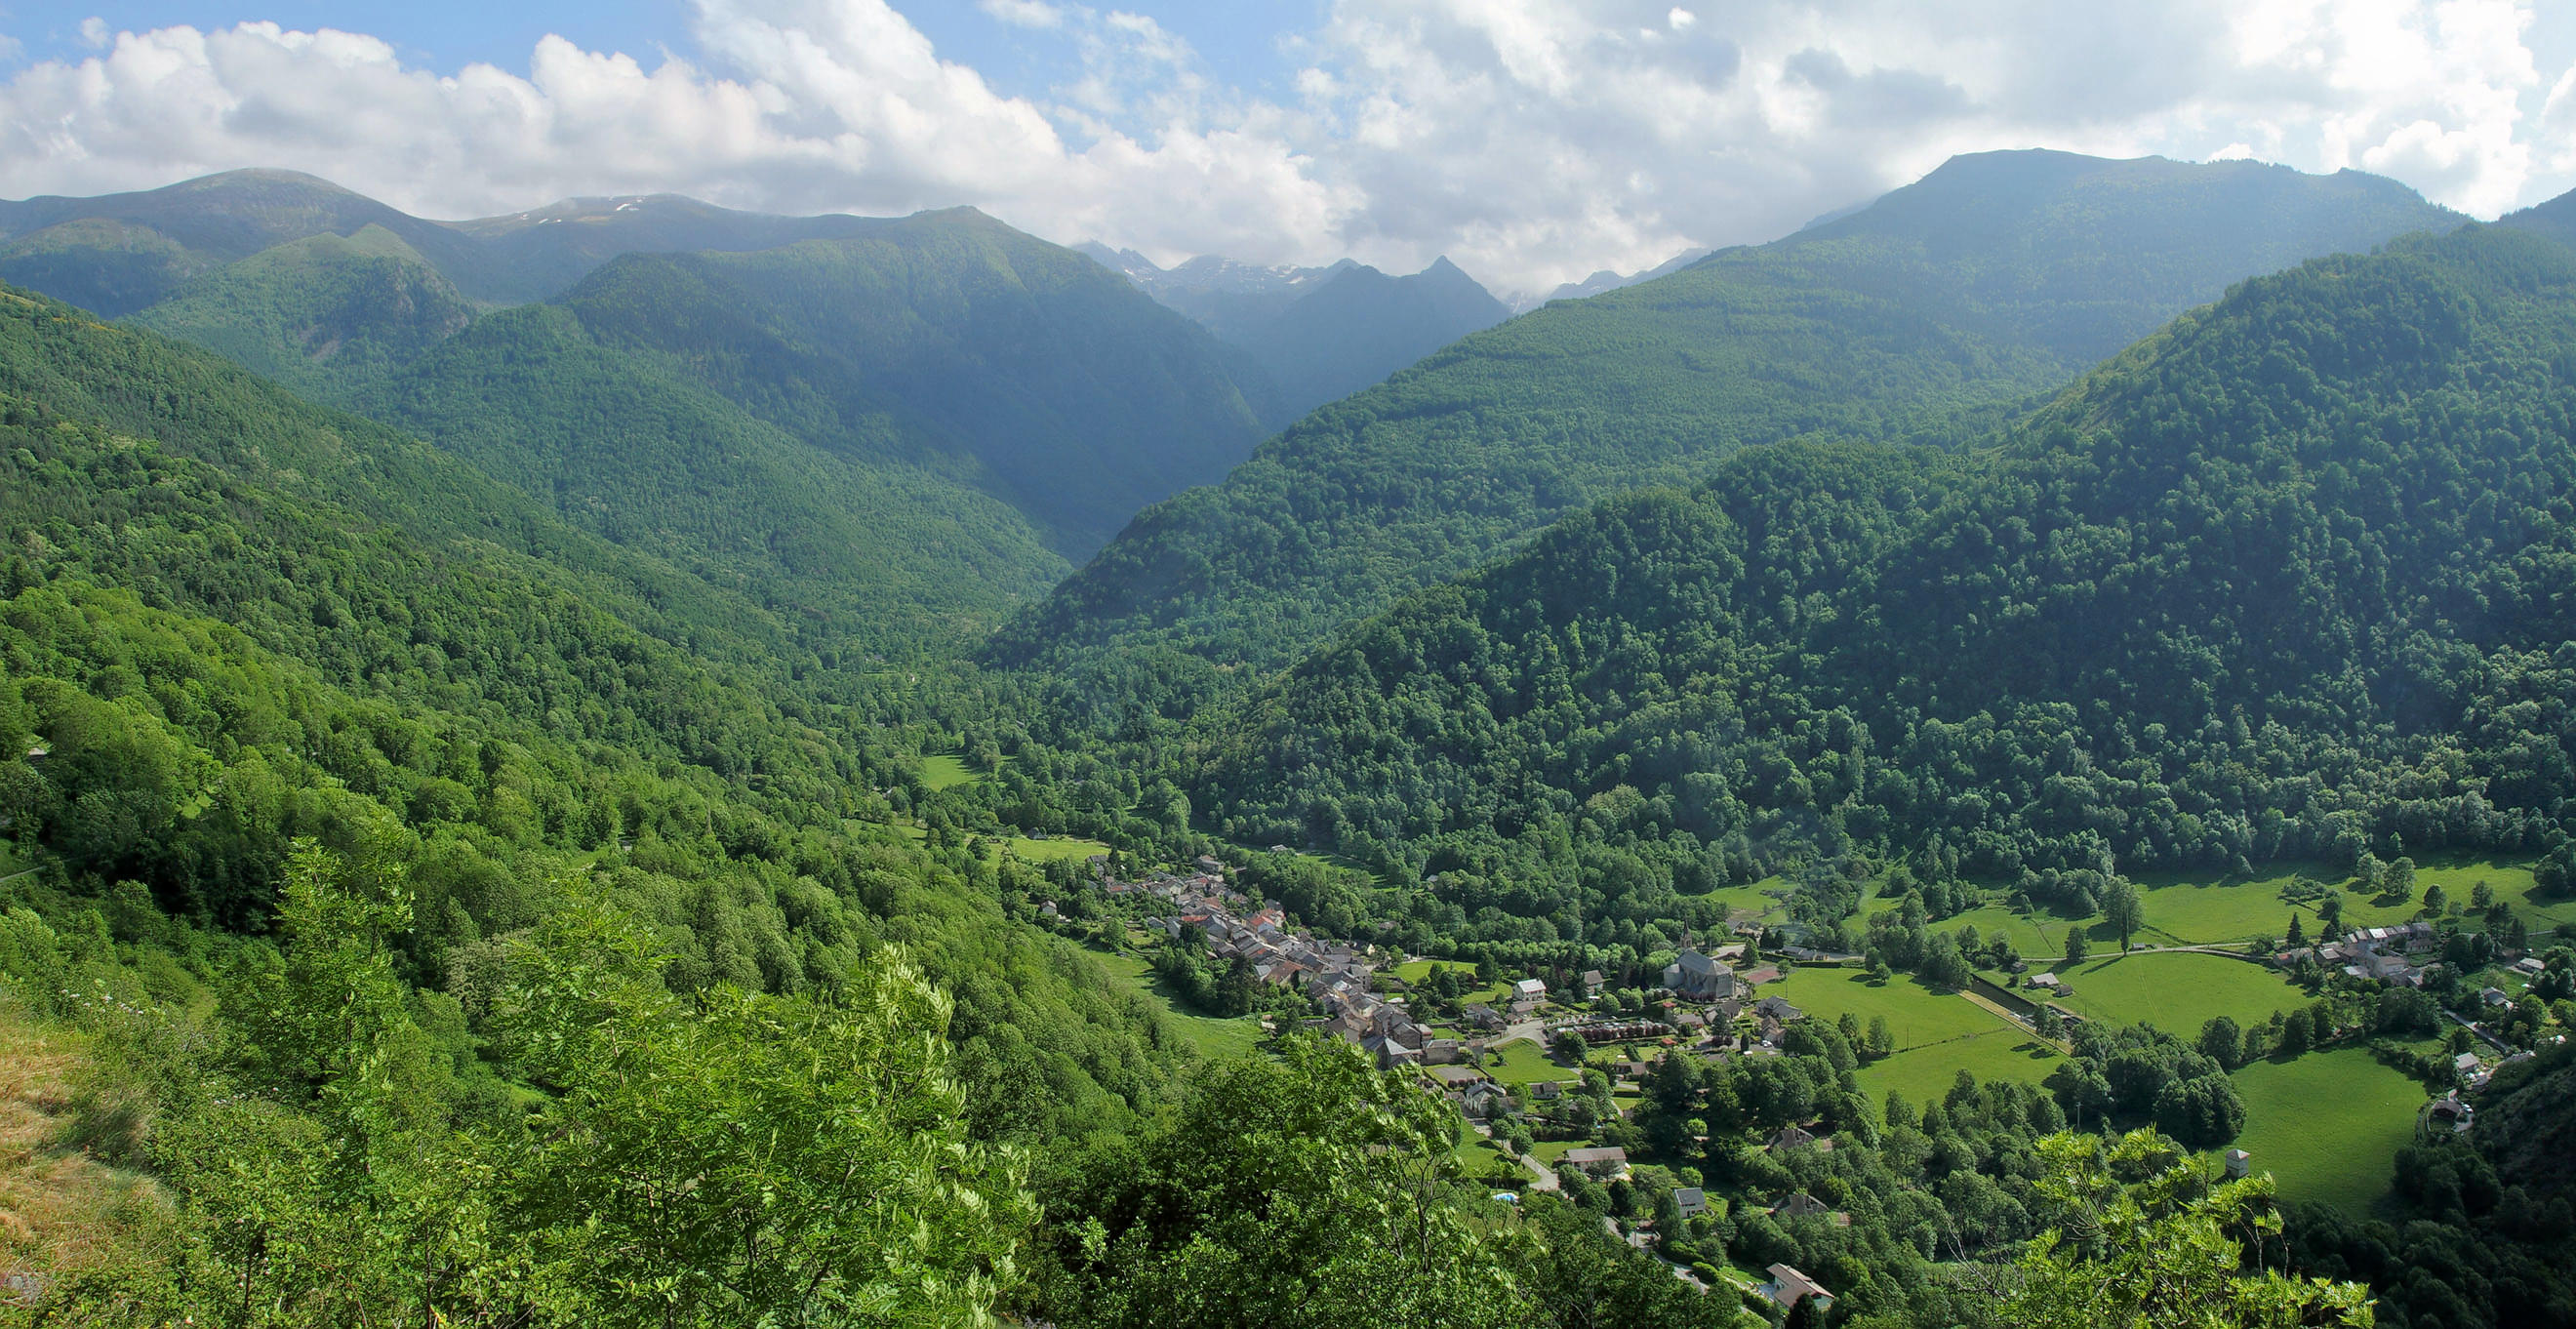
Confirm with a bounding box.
[1123,863,1480,1069]
[2272,920,2438,986]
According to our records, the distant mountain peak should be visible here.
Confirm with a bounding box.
[1517,247,1711,310]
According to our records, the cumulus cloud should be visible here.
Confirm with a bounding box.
[0,0,2567,295]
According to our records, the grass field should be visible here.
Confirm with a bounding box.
[2223,1047,2426,1210]
[896,822,1110,866]
[1766,968,2017,1051]
[1765,968,2064,1103]
[992,835,1111,865]
[2053,952,2307,1033]
[1856,1027,2064,1105]
[1090,953,1266,1061]
[1927,903,2073,957]
[1388,959,1509,1006]
[1692,877,1791,924]
[1485,1037,1577,1087]
[918,753,995,789]
[1883,855,2556,961]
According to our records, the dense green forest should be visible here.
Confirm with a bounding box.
[993,151,2460,681]
[109,192,1280,650]
[0,281,1826,1325]
[7,145,2575,1326]
[1166,222,2576,959]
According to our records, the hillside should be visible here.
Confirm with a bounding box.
[0,275,1198,1138]
[1091,247,1511,423]
[99,186,1275,647]
[362,299,1073,647]
[1184,220,2576,943]
[993,151,2462,675]
[128,225,478,402]
[0,168,886,313]
[548,210,1271,557]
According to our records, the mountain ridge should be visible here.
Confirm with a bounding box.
[991,150,2467,679]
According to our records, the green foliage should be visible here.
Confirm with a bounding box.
[1179,222,2576,954]
[1043,1036,1526,1328]
[1992,1130,2371,1328]
[997,150,2457,678]
[129,225,475,402]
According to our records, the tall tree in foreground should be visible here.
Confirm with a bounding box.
[1989,1130,2371,1328]
[1043,1036,1526,1328]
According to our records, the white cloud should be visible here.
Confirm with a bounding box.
[979,0,1066,30]
[0,0,2568,295]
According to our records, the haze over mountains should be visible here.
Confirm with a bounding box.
[993,150,2464,677]
[1080,244,1513,424]
[3,169,1293,647]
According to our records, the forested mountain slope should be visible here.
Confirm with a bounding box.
[0,279,1196,1145]
[0,168,886,313]
[540,210,1272,557]
[1187,221,2576,945]
[114,196,1275,647]
[128,224,480,403]
[0,276,1768,1328]
[994,150,2461,675]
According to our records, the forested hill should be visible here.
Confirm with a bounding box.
[120,199,1275,648]
[1187,220,2576,944]
[990,150,2460,676]
[535,209,1274,557]
[0,168,888,313]
[0,275,1199,1139]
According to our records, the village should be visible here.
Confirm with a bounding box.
[1033,845,2576,1320]
[1077,855,1846,1316]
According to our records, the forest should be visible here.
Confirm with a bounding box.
[1166,223,2576,969]
[2,143,2574,1328]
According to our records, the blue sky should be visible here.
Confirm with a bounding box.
[3,2,2571,296]
[4,2,1321,103]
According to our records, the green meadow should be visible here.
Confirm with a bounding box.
[2222,1047,2427,1210]
[1485,1037,1576,1087]
[2051,952,2308,1033]
[1092,952,1266,1062]
[1857,1027,2064,1106]
[1765,967,2063,1104]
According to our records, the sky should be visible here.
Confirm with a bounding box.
[3,1,2573,298]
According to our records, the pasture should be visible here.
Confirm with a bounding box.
[2051,952,2307,1034]
[1485,1037,1576,1087]
[918,752,993,789]
[1765,967,2063,1103]
[1766,968,2015,1051]
[1091,952,1266,1061]
[993,834,1112,865]
[1856,1027,2063,1106]
[2223,1047,2426,1210]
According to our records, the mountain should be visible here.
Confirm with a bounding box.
[1520,247,1711,309]
[67,176,1274,647]
[0,273,1195,1126]
[2499,188,2576,250]
[535,210,1271,559]
[0,168,885,314]
[1083,245,1512,423]
[993,151,2464,676]
[127,224,478,402]
[1181,220,2576,942]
